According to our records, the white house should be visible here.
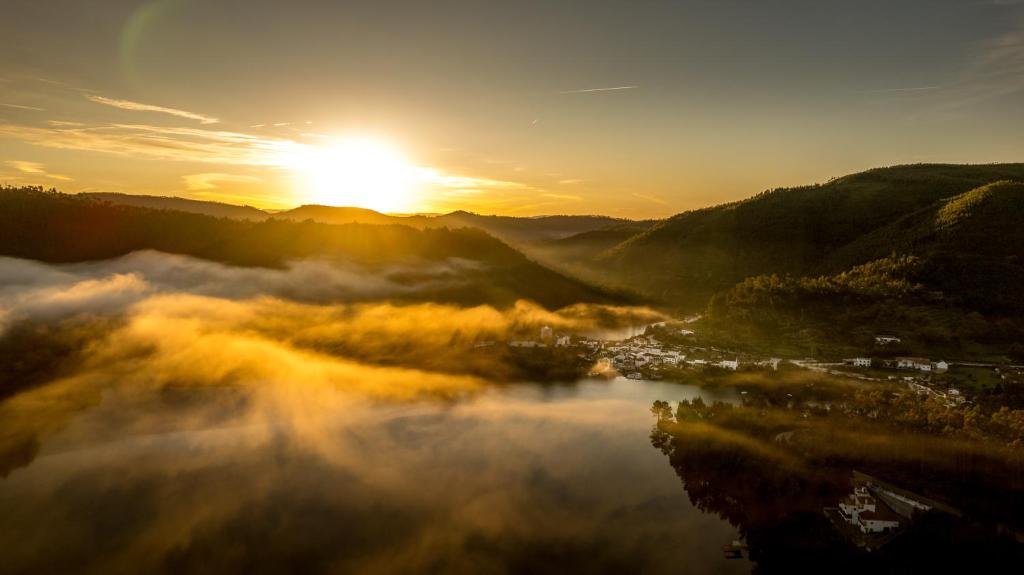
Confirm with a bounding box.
[875,335,901,345]
[934,360,949,372]
[838,486,901,534]
[718,359,739,371]
[896,357,932,372]
[679,329,695,336]
[540,326,553,341]
[555,335,571,347]
[845,358,872,368]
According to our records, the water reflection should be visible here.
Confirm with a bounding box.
[650,396,1024,573]
[0,378,746,575]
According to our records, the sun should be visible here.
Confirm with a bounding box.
[285,137,420,213]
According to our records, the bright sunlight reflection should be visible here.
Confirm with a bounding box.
[284,137,420,213]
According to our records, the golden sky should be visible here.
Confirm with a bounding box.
[2,0,1024,217]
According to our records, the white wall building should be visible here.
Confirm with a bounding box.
[718,359,739,370]
[838,486,901,534]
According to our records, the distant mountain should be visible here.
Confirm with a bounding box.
[594,163,1024,307]
[433,211,632,243]
[82,192,269,221]
[0,187,627,309]
[277,204,419,226]
[86,193,632,245]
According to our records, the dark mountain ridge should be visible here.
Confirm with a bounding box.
[82,192,633,245]
[1,186,626,309]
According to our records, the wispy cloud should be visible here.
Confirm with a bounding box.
[631,192,669,206]
[0,122,298,166]
[542,193,583,202]
[5,160,72,181]
[86,95,220,124]
[183,172,262,191]
[1,103,45,112]
[557,86,638,95]
[863,85,943,94]
[925,27,1024,115]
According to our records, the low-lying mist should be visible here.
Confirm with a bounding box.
[0,250,665,476]
[0,251,700,574]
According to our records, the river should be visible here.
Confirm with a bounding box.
[0,377,750,574]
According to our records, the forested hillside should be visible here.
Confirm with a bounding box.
[597,164,1024,307]
[0,186,625,308]
[704,181,1024,356]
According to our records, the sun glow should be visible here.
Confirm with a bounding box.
[285,137,420,213]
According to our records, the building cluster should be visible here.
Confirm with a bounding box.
[507,326,573,349]
[837,485,902,534]
[602,336,685,377]
[594,334,766,379]
[842,357,949,373]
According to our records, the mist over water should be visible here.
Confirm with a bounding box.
[0,376,746,574]
[0,252,739,574]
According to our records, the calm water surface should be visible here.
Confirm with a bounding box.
[0,378,749,574]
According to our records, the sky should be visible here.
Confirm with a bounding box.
[1,0,1023,217]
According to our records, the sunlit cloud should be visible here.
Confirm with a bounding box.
[5,160,72,181]
[183,172,263,191]
[86,95,220,124]
[542,193,583,202]
[0,122,300,166]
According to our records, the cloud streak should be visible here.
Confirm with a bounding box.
[558,86,638,94]
[183,172,262,191]
[86,95,221,124]
[5,161,72,181]
[1,103,45,112]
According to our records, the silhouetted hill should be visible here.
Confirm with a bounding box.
[89,194,632,245]
[82,192,269,220]
[0,187,627,309]
[435,211,631,243]
[598,163,1024,307]
[277,204,420,226]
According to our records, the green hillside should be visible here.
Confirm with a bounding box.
[598,163,1024,307]
[704,181,1024,356]
[0,186,625,309]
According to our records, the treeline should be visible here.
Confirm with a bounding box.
[707,255,1024,354]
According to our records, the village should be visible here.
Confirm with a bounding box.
[494,322,1024,406]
